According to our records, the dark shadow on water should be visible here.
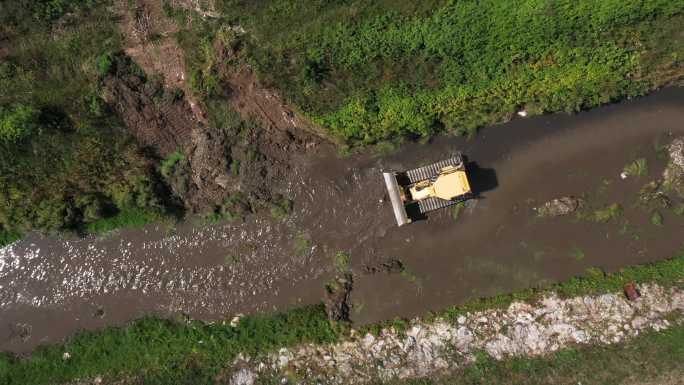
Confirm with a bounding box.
[466,161,498,195]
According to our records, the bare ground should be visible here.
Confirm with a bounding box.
[109,0,325,213]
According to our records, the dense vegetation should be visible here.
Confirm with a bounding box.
[0,1,167,244]
[2,252,684,384]
[214,0,684,143]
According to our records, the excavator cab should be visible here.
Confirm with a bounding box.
[383,152,473,226]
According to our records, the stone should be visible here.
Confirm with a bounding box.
[231,285,684,385]
[230,368,256,385]
[536,197,584,217]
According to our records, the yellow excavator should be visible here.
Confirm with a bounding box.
[383,152,473,226]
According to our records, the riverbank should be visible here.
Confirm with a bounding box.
[2,252,683,385]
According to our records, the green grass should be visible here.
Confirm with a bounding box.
[569,246,586,261]
[673,203,684,216]
[270,197,293,220]
[378,325,684,385]
[159,151,185,178]
[651,211,665,226]
[592,203,623,223]
[204,0,684,144]
[0,305,338,385]
[333,251,351,272]
[293,231,312,255]
[0,230,22,248]
[450,201,466,222]
[84,207,163,235]
[623,157,649,177]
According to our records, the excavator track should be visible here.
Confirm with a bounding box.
[405,154,464,184]
[417,195,467,214]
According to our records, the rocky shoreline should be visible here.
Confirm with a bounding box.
[229,283,684,385]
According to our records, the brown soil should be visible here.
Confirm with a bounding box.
[110,0,324,213]
[223,64,328,138]
[117,0,204,121]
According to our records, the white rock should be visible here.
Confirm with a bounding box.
[230,314,244,327]
[230,368,256,385]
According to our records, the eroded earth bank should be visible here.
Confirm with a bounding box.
[2,88,684,354]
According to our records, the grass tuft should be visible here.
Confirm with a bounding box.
[592,203,623,223]
[623,158,648,177]
[651,211,664,226]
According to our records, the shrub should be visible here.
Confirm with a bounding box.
[270,197,293,220]
[95,52,114,76]
[160,151,185,178]
[0,105,40,143]
[593,203,623,223]
[333,251,351,272]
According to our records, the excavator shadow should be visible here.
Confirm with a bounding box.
[465,161,498,195]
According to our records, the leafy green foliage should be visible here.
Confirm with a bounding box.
[333,251,351,272]
[85,207,162,235]
[623,158,649,177]
[95,52,114,76]
[0,2,167,239]
[592,203,623,223]
[0,229,21,248]
[160,151,185,178]
[270,197,293,220]
[0,105,40,143]
[651,211,664,226]
[211,0,684,144]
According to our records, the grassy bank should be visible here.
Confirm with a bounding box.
[380,324,684,385]
[0,1,172,245]
[206,0,684,144]
[2,253,683,384]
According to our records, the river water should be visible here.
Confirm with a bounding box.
[1,88,683,354]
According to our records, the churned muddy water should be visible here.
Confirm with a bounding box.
[2,88,684,353]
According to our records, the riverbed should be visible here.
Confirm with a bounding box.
[2,88,683,354]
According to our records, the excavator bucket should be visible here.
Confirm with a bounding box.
[383,172,411,226]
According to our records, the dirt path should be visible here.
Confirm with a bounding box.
[1,88,684,354]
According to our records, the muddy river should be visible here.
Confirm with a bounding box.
[2,88,683,354]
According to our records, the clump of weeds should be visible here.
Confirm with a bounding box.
[623,158,648,177]
[651,211,664,226]
[591,203,623,223]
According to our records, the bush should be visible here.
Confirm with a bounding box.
[85,207,161,235]
[0,105,40,143]
[95,52,114,76]
[160,151,185,178]
[593,203,623,223]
